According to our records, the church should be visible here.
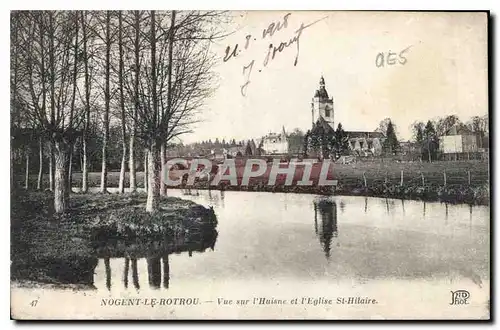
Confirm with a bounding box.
[308,76,384,157]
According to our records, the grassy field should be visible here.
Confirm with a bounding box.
[21,159,489,189]
[332,160,489,187]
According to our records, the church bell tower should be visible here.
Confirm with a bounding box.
[311,76,334,129]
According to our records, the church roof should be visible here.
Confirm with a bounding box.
[314,76,330,99]
[311,118,384,139]
[314,88,329,99]
[311,116,335,134]
[346,131,385,139]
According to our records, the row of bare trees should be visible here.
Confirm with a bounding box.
[11,10,226,213]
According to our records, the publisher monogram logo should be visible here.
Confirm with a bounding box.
[450,290,470,305]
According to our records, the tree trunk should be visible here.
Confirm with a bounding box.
[66,146,73,197]
[10,146,14,191]
[119,148,126,193]
[118,11,127,194]
[129,11,140,193]
[24,149,29,190]
[100,11,111,194]
[49,141,55,191]
[100,137,108,193]
[48,13,56,192]
[54,141,69,214]
[67,12,78,196]
[129,135,136,192]
[146,143,159,213]
[81,11,90,193]
[144,149,149,193]
[82,137,89,193]
[37,136,43,190]
[159,11,175,197]
[160,143,166,196]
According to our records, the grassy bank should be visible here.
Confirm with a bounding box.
[10,190,218,286]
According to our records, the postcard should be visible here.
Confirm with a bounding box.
[10,10,490,320]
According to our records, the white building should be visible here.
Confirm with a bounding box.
[439,124,478,154]
[261,126,289,155]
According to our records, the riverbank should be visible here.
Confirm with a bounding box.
[19,160,489,205]
[10,190,218,286]
[171,180,489,205]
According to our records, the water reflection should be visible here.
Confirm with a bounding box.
[147,257,162,289]
[12,200,219,291]
[313,199,338,260]
[104,257,111,290]
[131,258,140,290]
[11,256,99,288]
[98,216,218,291]
[12,190,488,291]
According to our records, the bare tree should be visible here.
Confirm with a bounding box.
[118,11,127,193]
[16,11,85,212]
[100,11,112,194]
[159,10,175,197]
[129,10,143,193]
[131,11,223,211]
[80,11,93,193]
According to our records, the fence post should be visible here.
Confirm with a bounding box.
[363,172,367,188]
[421,172,425,186]
[468,170,471,185]
[443,170,447,187]
[400,170,404,186]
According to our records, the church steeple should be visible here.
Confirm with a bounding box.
[311,76,334,129]
[314,76,329,99]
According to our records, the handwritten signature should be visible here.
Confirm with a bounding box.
[222,13,327,97]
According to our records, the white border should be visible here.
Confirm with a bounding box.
[1,0,497,329]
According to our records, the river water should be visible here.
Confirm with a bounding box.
[11,189,490,319]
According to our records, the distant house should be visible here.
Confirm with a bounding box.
[226,145,246,158]
[261,126,289,155]
[439,124,478,154]
[346,131,384,156]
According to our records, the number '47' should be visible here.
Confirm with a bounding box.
[30,300,38,307]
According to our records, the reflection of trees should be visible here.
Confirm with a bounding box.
[313,200,338,259]
[100,211,218,290]
[11,256,99,288]
[147,257,162,289]
[131,258,140,290]
[105,257,111,291]
[207,189,225,208]
[123,257,129,288]
[163,254,170,289]
[122,257,141,290]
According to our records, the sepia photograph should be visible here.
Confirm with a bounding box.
[9,10,490,320]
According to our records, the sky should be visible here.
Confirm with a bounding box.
[180,11,488,144]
